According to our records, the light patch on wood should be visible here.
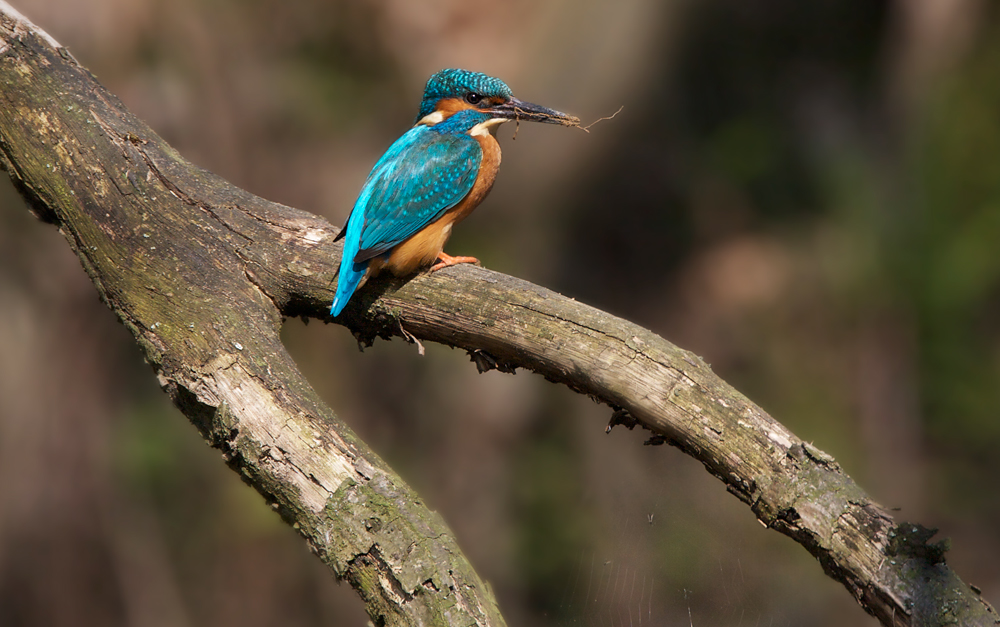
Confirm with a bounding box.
[0,2,63,49]
[302,228,327,244]
[795,498,841,542]
[765,425,792,449]
[212,361,355,512]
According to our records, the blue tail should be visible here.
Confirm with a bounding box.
[330,206,369,317]
[330,258,368,317]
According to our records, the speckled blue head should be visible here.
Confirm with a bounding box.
[417,69,513,121]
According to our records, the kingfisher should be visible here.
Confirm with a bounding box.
[330,68,579,316]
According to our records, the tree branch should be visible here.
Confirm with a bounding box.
[0,3,995,626]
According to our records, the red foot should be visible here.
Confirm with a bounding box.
[430,252,480,272]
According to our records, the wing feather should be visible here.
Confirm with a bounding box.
[350,126,482,262]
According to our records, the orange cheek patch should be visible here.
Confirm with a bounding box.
[435,97,476,117]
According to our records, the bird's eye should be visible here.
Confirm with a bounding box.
[465,92,482,105]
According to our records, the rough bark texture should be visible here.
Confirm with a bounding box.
[0,3,996,626]
[0,5,503,627]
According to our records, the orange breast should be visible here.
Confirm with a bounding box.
[383,131,502,276]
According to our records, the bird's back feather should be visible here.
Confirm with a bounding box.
[330,123,483,316]
[355,127,482,260]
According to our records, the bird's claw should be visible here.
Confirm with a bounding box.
[430,253,480,272]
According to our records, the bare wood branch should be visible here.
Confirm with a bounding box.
[0,5,503,626]
[0,3,996,626]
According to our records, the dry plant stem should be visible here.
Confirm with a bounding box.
[579,105,624,132]
[0,4,996,627]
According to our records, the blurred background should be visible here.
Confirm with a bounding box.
[1,0,998,625]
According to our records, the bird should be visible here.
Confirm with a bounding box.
[330,68,579,316]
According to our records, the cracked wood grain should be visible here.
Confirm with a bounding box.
[0,2,996,626]
[0,5,503,626]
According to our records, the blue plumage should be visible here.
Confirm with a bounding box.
[330,69,578,316]
[355,115,484,260]
[330,111,487,316]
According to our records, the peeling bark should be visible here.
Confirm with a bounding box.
[0,3,996,626]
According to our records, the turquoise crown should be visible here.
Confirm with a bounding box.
[417,69,513,120]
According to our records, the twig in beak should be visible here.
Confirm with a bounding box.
[579,105,624,133]
[511,105,526,140]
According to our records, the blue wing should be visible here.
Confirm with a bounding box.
[355,127,482,260]
[330,125,482,316]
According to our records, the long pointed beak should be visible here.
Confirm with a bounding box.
[487,97,580,126]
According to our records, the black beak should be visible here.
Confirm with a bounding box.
[487,97,579,126]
